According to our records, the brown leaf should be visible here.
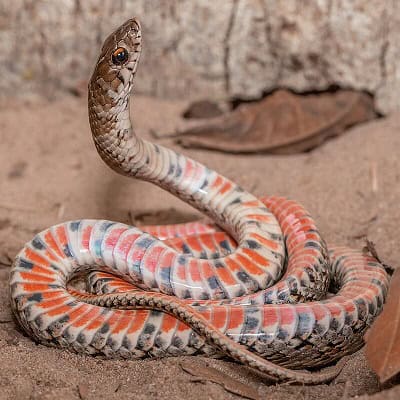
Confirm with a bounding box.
[173,90,376,154]
[180,360,261,400]
[365,268,400,383]
[182,99,225,119]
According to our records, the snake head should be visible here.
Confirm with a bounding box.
[89,18,142,99]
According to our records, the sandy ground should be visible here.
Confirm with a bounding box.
[0,94,399,399]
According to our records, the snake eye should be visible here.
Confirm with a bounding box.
[112,47,129,65]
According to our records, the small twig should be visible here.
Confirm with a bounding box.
[114,383,122,393]
[363,239,394,274]
[370,161,378,193]
[56,203,66,219]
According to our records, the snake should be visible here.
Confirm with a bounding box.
[9,18,389,384]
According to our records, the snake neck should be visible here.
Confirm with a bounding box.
[88,81,140,176]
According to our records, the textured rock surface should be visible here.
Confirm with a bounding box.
[1,0,398,113]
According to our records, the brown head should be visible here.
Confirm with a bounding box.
[88,18,142,138]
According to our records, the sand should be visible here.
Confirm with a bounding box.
[0,94,399,399]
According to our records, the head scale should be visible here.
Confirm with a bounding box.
[89,18,142,100]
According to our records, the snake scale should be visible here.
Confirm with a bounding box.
[9,18,389,384]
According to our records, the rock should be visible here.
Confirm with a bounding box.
[0,0,398,114]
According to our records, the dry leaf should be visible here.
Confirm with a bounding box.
[173,90,376,154]
[365,268,400,383]
[180,360,261,400]
[182,99,225,119]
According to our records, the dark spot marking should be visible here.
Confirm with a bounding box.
[175,163,182,178]
[69,221,81,232]
[371,278,385,288]
[136,237,155,249]
[19,259,34,270]
[100,221,115,232]
[144,324,156,335]
[106,337,116,348]
[28,293,43,302]
[229,197,242,205]
[33,315,42,328]
[181,243,192,254]
[62,328,74,342]
[297,312,312,336]
[246,240,261,249]
[269,233,282,241]
[160,267,171,284]
[305,241,321,249]
[63,244,73,258]
[330,318,339,330]
[237,271,251,283]
[58,315,70,324]
[32,236,45,250]
[263,290,274,304]
[287,276,298,292]
[172,336,183,348]
[219,240,231,252]
[244,316,259,331]
[313,321,326,335]
[154,335,165,348]
[207,276,219,290]
[277,290,290,301]
[277,328,289,341]
[49,263,62,273]
[200,179,209,190]
[48,284,62,289]
[199,291,210,300]
[122,336,131,349]
[177,255,186,265]
[199,251,207,259]
[100,323,110,334]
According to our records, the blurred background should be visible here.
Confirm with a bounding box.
[0,0,397,113]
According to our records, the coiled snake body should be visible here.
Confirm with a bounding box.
[9,18,389,383]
